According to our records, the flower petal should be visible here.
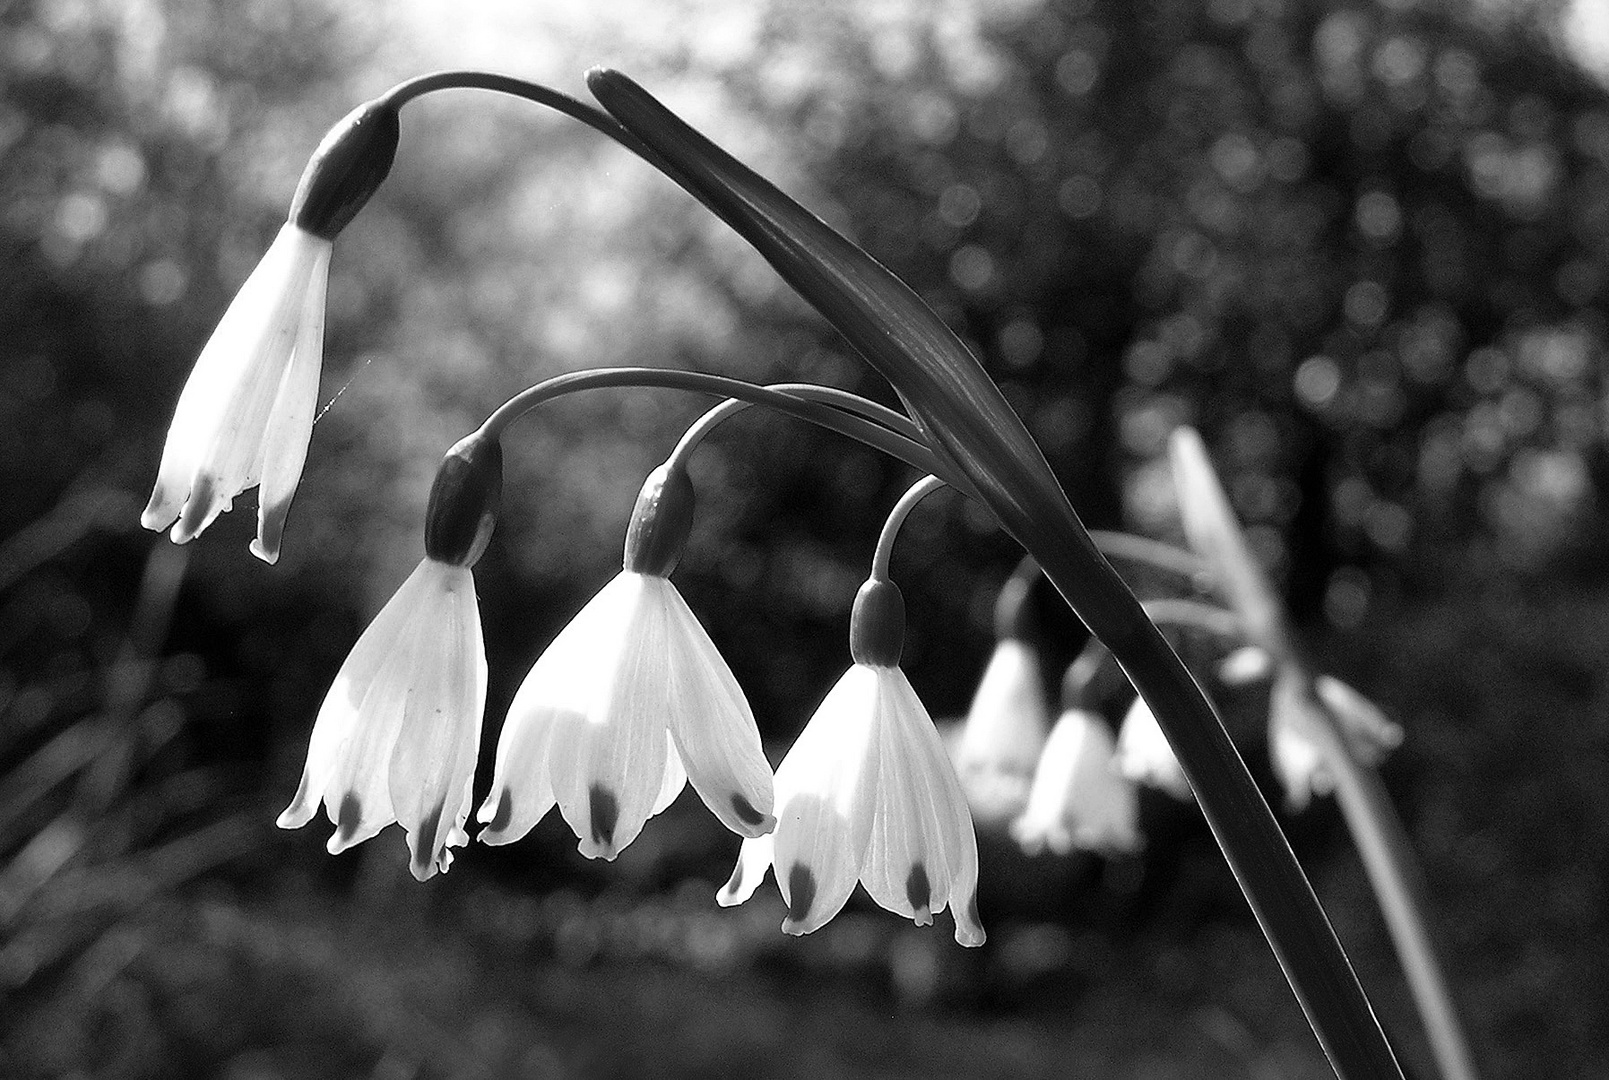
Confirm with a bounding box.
[954,638,1048,821]
[476,664,562,847]
[862,669,958,927]
[1315,675,1403,765]
[771,664,881,936]
[716,831,774,907]
[530,573,670,860]
[387,564,486,881]
[145,225,327,545]
[278,558,437,832]
[1014,708,1140,856]
[251,240,331,564]
[654,578,775,838]
[651,732,689,816]
[1116,696,1193,802]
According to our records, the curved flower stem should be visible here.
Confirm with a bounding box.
[1089,530,1208,581]
[662,382,930,478]
[1142,598,1245,642]
[871,475,946,581]
[377,70,646,153]
[587,69,1403,1079]
[475,367,969,491]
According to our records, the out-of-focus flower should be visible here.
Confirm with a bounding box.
[953,559,1048,822]
[719,578,984,946]
[141,223,332,564]
[954,637,1050,822]
[1270,671,1405,810]
[1013,705,1142,855]
[475,569,777,859]
[276,556,486,880]
[1115,695,1194,801]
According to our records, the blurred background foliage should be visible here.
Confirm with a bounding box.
[2,0,1607,1076]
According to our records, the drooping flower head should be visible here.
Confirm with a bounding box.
[1013,643,1142,856]
[953,557,1049,823]
[476,462,776,859]
[142,100,398,563]
[1115,694,1194,802]
[720,576,985,946]
[277,431,500,880]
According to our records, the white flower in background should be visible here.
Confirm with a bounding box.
[1270,671,1405,810]
[475,571,776,860]
[1169,426,1404,810]
[1115,695,1194,802]
[718,661,985,946]
[1013,707,1142,856]
[141,223,332,564]
[953,637,1050,823]
[276,556,486,881]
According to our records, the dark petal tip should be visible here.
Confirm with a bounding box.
[335,791,363,843]
[588,784,619,848]
[786,863,817,925]
[731,793,766,828]
[905,863,932,914]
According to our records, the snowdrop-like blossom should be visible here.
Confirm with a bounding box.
[277,430,498,881]
[474,569,777,859]
[953,560,1048,821]
[1269,671,1405,810]
[276,556,487,880]
[954,637,1050,822]
[142,99,398,563]
[1115,695,1194,801]
[477,464,774,860]
[141,223,333,564]
[1013,706,1141,856]
[719,578,985,946]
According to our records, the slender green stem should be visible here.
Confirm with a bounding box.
[377,70,645,153]
[475,367,965,489]
[1327,746,1480,1080]
[1285,673,1480,1080]
[662,382,929,477]
[1142,598,1245,642]
[871,474,945,580]
[1089,530,1208,580]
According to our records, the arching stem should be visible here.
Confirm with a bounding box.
[872,475,946,581]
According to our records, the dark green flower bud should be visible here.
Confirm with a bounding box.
[623,464,695,576]
[289,99,400,241]
[849,577,905,668]
[424,433,502,567]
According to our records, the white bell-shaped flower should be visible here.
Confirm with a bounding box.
[1013,707,1142,856]
[718,660,986,947]
[142,223,332,564]
[1115,695,1194,801]
[1270,671,1406,810]
[475,571,776,860]
[953,638,1049,823]
[277,557,486,881]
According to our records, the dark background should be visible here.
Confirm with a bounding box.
[2,0,1606,1076]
